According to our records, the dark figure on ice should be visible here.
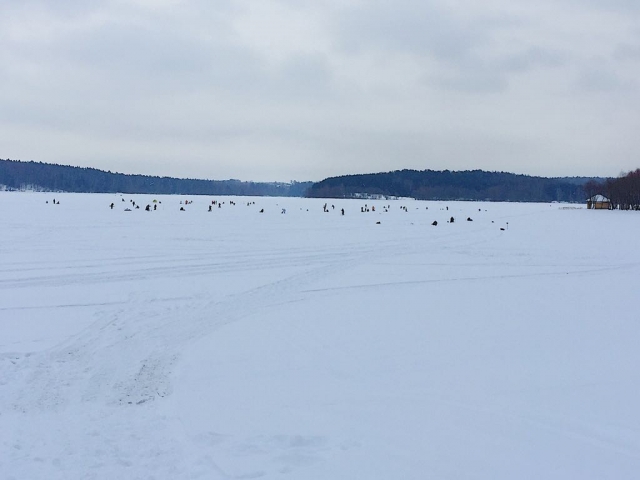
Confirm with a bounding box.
[145,205,150,211]
[450,217,454,223]
[341,208,344,216]
[208,205,212,212]
[432,221,438,226]
[110,203,114,209]
[154,204,157,211]
[467,217,473,221]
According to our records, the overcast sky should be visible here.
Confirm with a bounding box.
[1,0,639,181]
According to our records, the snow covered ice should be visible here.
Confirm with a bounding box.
[1,192,639,479]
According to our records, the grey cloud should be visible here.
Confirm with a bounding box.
[429,46,567,94]
[422,48,568,96]
[0,18,338,147]
[499,47,568,72]
[1,0,97,18]
[64,25,212,74]
[336,2,569,95]
[272,53,336,101]
[566,0,640,13]
[614,43,640,61]
[433,71,508,94]
[575,60,637,92]
[51,18,264,89]
[337,0,487,61]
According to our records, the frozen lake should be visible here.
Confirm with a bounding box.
[1,192,639,479]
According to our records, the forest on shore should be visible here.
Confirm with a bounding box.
[4,158,634,205]
[0,159,311,197]
[306,169,599,203]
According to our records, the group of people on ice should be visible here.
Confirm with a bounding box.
[105,198,499,229]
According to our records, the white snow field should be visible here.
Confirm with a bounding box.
[1,192,639,479]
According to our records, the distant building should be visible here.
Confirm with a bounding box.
[587,195,611,210]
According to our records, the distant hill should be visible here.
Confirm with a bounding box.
[1,159,608,202]
[0,159,312,197]
[307,169,605,203]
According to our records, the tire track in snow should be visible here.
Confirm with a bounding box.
[0,241,388,289]
[299,264,636,295]
[0,242,375,413]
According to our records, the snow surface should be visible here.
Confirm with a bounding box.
[1,192,639,479]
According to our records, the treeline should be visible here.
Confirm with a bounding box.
[307,169,595,203]
[0,159,312,197]
[584,169,640,210]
